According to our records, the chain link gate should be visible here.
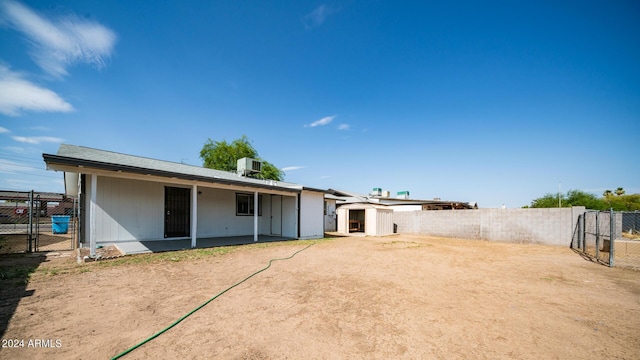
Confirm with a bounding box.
[572,209,640,269]
[617,211,640,268]
[0,190,77,254]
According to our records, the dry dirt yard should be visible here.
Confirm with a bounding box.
[1,234,639,360]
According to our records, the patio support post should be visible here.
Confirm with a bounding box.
[90,174,97,258]
[254,191,258,242]
[191,184,197,248]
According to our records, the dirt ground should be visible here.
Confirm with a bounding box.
[1,234,639,359]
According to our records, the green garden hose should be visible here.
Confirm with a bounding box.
[111,243,314,359]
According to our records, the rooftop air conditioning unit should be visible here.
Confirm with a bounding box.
[370,188,382,197]
[396,191,410,199]
[237,157,262,176]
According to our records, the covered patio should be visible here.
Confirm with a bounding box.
[100,235,296,255]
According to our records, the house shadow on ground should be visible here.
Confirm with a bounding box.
[0,253,45,339]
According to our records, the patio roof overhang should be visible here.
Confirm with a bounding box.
[43,153,302,194]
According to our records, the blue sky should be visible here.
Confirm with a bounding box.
[0,0,638,208]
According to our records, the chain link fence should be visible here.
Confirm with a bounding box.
[617,211,640,268]
[0,190,77,254]
[572,210,640,269]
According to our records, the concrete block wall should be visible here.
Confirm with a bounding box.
[394,207,585,247]
[418,210,481,239]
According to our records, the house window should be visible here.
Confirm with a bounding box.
[236,193,262,216]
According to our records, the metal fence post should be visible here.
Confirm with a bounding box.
[578,214,584,250]
[34,194,40,252]
[581,212,586,251]
[28,190,33,252]
[595,211,600,261]
[609,208,615,267]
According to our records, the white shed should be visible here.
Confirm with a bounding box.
[336,203,394,236]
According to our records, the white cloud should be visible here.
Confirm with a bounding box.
[0,158,34,173]
[0,0,117,77]
[302,4,338,29]
[305,115,336,128]
[320,175,331,179]
[0,65,74,115]
[281,166,306,172]
[12,135,64,144]
[337,124,350,130]
[2,146,25,153]
[29,126,50,131]
[0,126,9,133]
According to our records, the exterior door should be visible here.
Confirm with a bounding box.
[271,195,282,235]
[165,187,190,238]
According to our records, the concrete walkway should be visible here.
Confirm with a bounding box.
[98,235,294,255]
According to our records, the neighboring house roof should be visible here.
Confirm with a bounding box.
[325,189,369,203]
[337,203,392,211]
[326,188,476,209]
[324,194,342,200]
[0,190,66,202]
[43,144,325,194]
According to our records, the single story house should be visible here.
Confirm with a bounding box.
[43,144,326,256]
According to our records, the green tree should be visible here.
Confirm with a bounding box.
[527,188,640,211]
[564,190,606,209]
[604,193,640,211]
[199,135,284,181]
[529,190,604,209]
[529,193,565,208]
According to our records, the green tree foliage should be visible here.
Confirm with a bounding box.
[564,190,606,209]
[603,193,640,211]
[199,135,284,181]
[527,187,640,211]
[529,193,563,208]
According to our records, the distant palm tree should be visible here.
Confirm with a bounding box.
[603,190,613,197]
[615,187,625,196]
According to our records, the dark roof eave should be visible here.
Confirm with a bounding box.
[302,186,329,193]
[42,154,301,193]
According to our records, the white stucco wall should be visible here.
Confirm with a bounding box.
[387,204,422,212]
[282,195,297,238]
[324,199,337,232]
[92,176,165,242]
[196,187,272,237]
[299,190,324,239]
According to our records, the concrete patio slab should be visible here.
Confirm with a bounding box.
[98,235,295,255]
